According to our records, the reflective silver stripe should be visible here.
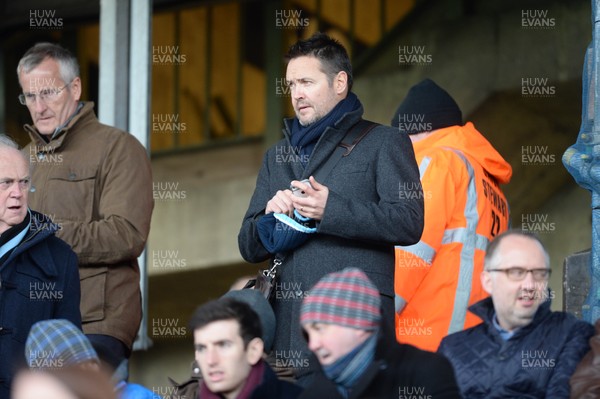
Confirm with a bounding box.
[446,150,484,334]
[395,156,436,267]
[395,294,407,315]
[419,156,432,179]
[442,229,489,251]
[395,241,436,265]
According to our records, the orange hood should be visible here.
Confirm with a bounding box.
[412,122,512,184]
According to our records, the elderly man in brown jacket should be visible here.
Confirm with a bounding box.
[16,42,153,367]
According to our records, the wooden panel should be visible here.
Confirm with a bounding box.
[385,0,415,31]
[151,12,176,151]
[179,7,208,147]
[77,24,99,102]
[210,3,240,139]
[242,63,265,136]
[322,0,350,31]
[354,0,380,45]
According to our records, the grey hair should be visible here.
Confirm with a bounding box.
[17,42,80,85]
[0,134,29,169]
[0,134,20,150]
[484,229,550,271]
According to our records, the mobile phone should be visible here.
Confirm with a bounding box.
[291,179,311,197]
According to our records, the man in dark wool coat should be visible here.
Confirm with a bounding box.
[238,31,424,385]
[0,134,81,399]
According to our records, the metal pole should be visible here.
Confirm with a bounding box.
[563,0,600,323]
[99,0,130,130]
[129,0,153,351]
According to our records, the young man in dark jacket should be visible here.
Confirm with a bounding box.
[190,297,302,399]
[0,135,81,399]
[439,230,594,398]
[238,31,424,385]
[299,267,460,399]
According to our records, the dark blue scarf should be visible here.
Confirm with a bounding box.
[290,91,361,167]
[322,331,378,398]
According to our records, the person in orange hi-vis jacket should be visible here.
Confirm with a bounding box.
[391,79,512,352]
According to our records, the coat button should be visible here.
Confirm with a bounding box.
[68,173,76,180]
[37,153,45,160]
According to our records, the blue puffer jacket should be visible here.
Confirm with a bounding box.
[0,210,81,399]
[438,297,594,399]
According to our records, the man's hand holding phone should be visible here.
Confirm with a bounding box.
[290,176,328,221]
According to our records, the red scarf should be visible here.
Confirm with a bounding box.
[199,360,265,399]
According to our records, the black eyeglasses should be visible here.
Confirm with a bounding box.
[18,81,72,105]
[487,267,551,281]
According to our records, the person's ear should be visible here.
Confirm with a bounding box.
[69,76,82,101]
[481,270,493,295]
[334,71,348,95]
[245,337,264,366]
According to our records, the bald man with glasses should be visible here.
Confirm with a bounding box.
[438,230,594,398]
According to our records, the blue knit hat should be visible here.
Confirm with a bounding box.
[301,268,381,331]
[222,289,276,353]
[25,319,99,368]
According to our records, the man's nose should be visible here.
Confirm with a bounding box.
[307,333,320,352]
[291,85,304,100]
[521,270,536,290]
[9,183,23,198]
[206,347,219,365]
[32,95,47,113]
